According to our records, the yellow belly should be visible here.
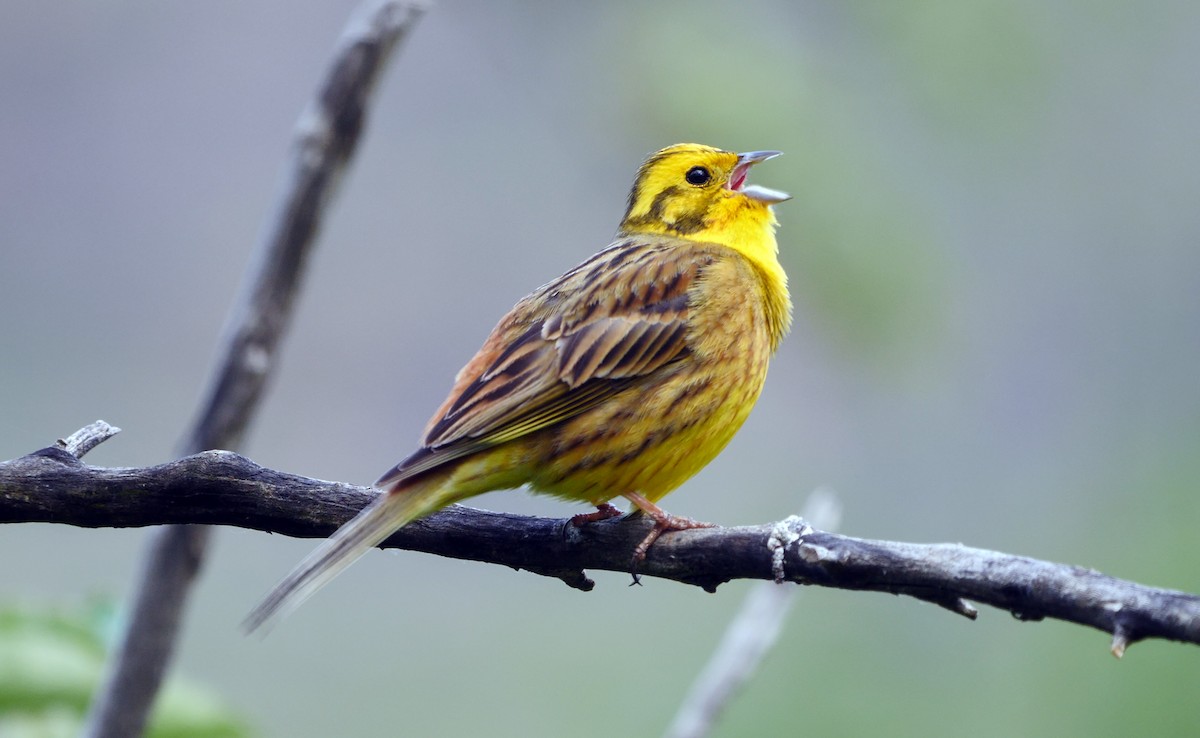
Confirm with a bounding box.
[527,252,775,504]
[527,365,765,503]
[419,246,780,511]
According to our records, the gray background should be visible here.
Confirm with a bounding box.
[3,1,1199,735]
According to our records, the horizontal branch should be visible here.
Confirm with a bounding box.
[3,429,1198,656]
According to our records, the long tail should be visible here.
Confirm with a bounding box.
[243,475,448,634]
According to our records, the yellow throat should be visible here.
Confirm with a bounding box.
[618,143,793,347]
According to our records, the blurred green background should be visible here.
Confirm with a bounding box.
[2,0,1199,735]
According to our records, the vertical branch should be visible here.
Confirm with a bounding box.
[80,3,427,737]
[664,489,843,738]
[183,0,426,455]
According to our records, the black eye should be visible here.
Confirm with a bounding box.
[685,166,711,186]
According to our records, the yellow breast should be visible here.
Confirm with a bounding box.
[525,241,780,504]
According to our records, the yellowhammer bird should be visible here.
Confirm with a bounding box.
[246,143,792,631]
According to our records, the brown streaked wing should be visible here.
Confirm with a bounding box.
[553,306,690,387]
[375,238,707,490]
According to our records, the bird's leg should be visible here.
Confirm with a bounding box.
[568,502,624,527]
[623,492,717,582]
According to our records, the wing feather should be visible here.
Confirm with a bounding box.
[375,238,711,490]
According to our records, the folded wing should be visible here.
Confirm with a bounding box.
[375,239,711,489]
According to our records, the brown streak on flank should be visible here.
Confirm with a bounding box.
[551,428,607,458]
[607,404,639,425]
[672,413,704,433]
[668,377,712,413]
[570,450,617,472]
[619,429,665,464]
[535,465,569,487]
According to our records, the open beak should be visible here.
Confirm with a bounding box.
[729,150,790,204]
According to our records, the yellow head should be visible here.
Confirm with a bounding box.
[618,143,790,249]
[618,144,791,343]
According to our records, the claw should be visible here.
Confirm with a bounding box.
[569,502,624,527]
[623,492,717,577]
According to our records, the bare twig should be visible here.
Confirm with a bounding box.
[56,420,121,458]
[5,438,1198,655]
[177,0,427,456]
[79,4,426,737]
[664,489,843,738]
